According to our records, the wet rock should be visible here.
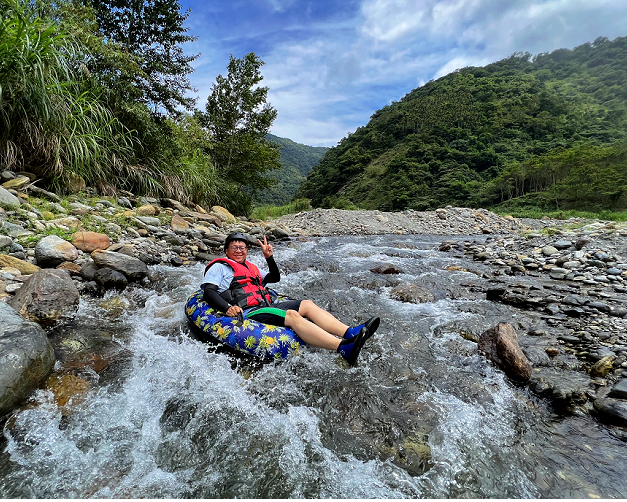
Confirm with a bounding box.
[370,264,403,274]
[91,250,149,280]
[45,373,90,408]
[0,302,55,416]
[608,379,627,399]
[94,267,128,289]
[35,235,79,267]
[593,398,627,426]
[389,284,435,304]
[72,231,111,253]
[590,355,615,377]
[9,269,80,326]
[79,260,99,281]
[478,323,532,381]
[530,368,591,409]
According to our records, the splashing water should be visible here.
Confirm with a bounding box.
[1,235,627,498]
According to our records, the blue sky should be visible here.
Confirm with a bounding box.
[177,0,627,147]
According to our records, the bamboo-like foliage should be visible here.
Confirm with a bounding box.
[0,1,159,195]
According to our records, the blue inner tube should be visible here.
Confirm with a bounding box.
[185,290,306,362]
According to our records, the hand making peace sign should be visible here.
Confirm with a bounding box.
[257,235,273,258]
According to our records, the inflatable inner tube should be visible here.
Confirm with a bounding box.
[185,290,306,362]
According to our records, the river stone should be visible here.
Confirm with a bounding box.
[390,284,435,304]
[91,250,148,280]
[137,204,158,216]
[575,238,591,250]
[609,379,627,400]
[590,355,615,377]
[94,267,128,289]
[171,214,190,233]
[554,240,572,250]
[0,302,54,416]
[211,205,237,224]
[542,246,559,256]
[57,261,82,276]
[79,260,99,281]
[137,216,161,226]
[0,235,12,249]
[549,267,568,279]
[370,264,403,274]
[0,186,20,208]
[71,231,111,253]
[270,226,290,239]
[478,323,532,382]
[45,373,90,408]
[529,367,590,408]
[191,211,223,227]
[9,269,80,326]
[0,255,39,275]
[35,235,79,267]
[2,176,30,190]
[593,398,627,426]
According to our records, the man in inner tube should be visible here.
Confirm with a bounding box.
[202,232,380,365]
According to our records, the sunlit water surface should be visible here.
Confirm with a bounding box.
[1,235,626,498]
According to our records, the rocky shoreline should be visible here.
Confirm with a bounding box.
[0,174,626,433]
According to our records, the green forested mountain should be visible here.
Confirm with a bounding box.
[297,36,627,212]
[258,134,328,205]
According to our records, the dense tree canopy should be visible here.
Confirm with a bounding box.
[197,53,281,214]
[297,36,627,213]
[85,0,198,114]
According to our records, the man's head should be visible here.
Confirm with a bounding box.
[224,232,249,264]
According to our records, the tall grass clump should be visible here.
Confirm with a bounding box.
[250,198,312,220]
[0,1,141,189]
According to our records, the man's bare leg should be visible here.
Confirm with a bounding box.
[298,300,349,337]
[284,309,341,350]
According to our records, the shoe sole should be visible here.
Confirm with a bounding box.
[363,316,380,342]
[347,326,367,365]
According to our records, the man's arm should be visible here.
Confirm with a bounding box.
[263,255,280,284]
[202,284,232,312]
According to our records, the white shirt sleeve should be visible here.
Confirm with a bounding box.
[201,263,234,293]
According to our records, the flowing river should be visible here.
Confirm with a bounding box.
[1,235,627,498]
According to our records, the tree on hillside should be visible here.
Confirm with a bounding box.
[85,0,198,114]
[197,52,280,214]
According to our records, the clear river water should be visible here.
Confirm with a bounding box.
[1,234,626,498]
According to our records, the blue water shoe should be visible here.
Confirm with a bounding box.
[344,316,380,342]
[338,326,367,365]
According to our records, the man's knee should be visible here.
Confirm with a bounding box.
[285,309,303,323]
[299,299,315,313]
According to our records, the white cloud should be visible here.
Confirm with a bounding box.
[185,0,627,146]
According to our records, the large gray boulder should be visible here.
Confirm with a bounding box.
[35,234,79,267]
[91,250,149,280]
[9,269,80,326]
[0,302,54,416]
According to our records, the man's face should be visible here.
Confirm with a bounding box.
[226,240,248,264]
